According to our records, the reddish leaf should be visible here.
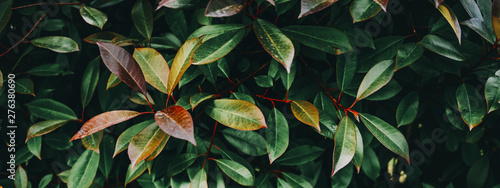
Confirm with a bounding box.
[96,42,147,95]
[156,0,174,10]
[299,0,339,18]
[374,0,388,12]
[155,106,196,146]
[128,122,167,168]
[71,110,142,141]
[205,0,243,17]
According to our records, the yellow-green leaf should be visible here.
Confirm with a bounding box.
[133,48,170,94]
[128,122,167,168]
[253,18,294,73]
[437,3,462,44]
[204,99,267,130]
[291,100,320,132]
[167,36,204,94]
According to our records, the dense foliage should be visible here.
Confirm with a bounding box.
[1,0,500,187]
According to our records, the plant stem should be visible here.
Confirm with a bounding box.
[0,13,47,57]
[203,122,218,169]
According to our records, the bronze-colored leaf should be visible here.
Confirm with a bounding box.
[155,106,196,146]
[71,110,142,141]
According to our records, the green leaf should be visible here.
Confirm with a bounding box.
[364,79,402,101]
[190,93,214,109]
[114,119,154,157]
[485,70,500,113]
[166,153,198,177]
[192,29,244,65]
[165,9,189,41]
[418,35,465,61]
[331,116,356,177]
[132,0,153,40]
[279,61,296,90]
[14,165,28,188]
[190,169,208,188]
[26,99,78,120]
[27,64,65,76]
[282,26,352,54]
[99,135,114,179]
[107,73,121,90]
[27,136,42,159]
[84,31,126,44]
[133,47,170,94]
[31,36,79,53]
[198,62,219,84]
[230,92,256,104]
[82,131,103,153]
[356,60,394,100]
[216,159,254,186]
[38,174,53,188]
[26,120,69,142]
[352,126,363,172]
[0,0,12,34]
[466,156,489,188]
[128,122,167,167]
[291,100,320,132]
[395,43,424,71]
[396,92,419,127]
[277,178,292,188]
[274,145,324,165]
[188,24,245,40]
[358,36,404,72]
[15,78,35,96]
[282,172,313,188]
[253,18,295,73]
[80,6,108,29]
[125,160,147,185]
[350,0,382,23]
[456,84,486,130]
[167,36,203,94]
[461,18,496,44]
[361,147,380,180]
[437,3,462,43]
[266,108,289,163]
[205,99,267,130]
[359,113,410,162]
[254,75,274,88]
[223,128,267,156]
[331,163,353,187]
[68,149,100,188]
[81,56,100,108]
[336,52,357,91]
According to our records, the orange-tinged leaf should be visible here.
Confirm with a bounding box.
[145,135,170,161]
[204,99,267,130]
[133,47,170,94]
[82,130,104,154]
[155,105,197,145]
[437,3,462,44]
[167,36,204,95]
[71,110,142,141]
[128,122,167,168]
[493,0,500,39]
[291,100,320,132]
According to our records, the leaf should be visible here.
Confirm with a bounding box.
[81,56,100,108]
[485,70,500,113]
[291,100,320,132]
[282,26,352,54]
[205,0,243,17]
[466,156,489,188]
[198,60,219,84]
[358,36,404,72]
[282,172,313,188]
[215,159,254,186]
[14,165,28,188]
[266,108,289,163]
[396,92,419,127]
[434,0,444,7]
[97,42,147,95]
[0,0,12,34]
[27,136,42,159]
[190,169,208,188]
[107,73,121,90]
[99,135,114,179]
[331,163,353,187]
[395,43,424,70]
[223,128,267,156]
[80,6,108,29]
[26,120,69,142]
[331,116,356,177]
[82,131,104,153]
[133,48,170,94]
[255,75,274,88]
[125,161,147,185]
[493,0,500,39]
[145,134,170,161]
[460,0,483,20]
[373,0,388,11]
[191,29,245,65]
[461,18,496,44]
[437,3,462,44]
[15,78,35,96]
[352,126,363,172]
[456,84,486,130]
[27,64,65,76]
[253,19,295,73]
[39,174,53,188]
[188,24,245,40]
[128,122,167,168]
[350,0,382,23]
[132,0,153,40]
[298,0,338,18]
[71,110,142,141]
[155,105,196,145]
[204,99,267,130]
[336,52,357,91]
[280,61,296,90]
[274,145,324,165]
[165,9,189,41]
[361,147,380,180]
[418,35,465,61]
[156,0,198,10]
[190,93,215,109]
[68,149,100,188]
[359,113,410,162]
[31,36,79,53]
[26,99,77,120]
[167,153,198,177]
[356,60,394,100]
[84,31,125,44]
[114,120,154,157]
[168,36,204,95]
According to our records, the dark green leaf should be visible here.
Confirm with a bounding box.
[68,149,100,188]
[80,6,108,29]
[282,26,352,54]
[456,84,486,130]
[216,159,254,186]
[266,108,289,163]
[466,156,489,188]
[81,57,100,108]
[26,99,77,120]
[223,128,267,156]
[361,147,380,180]
[331,116,356,177]
[418,35,465,61]
[357,60,394,100]
[350,0,382,22]
[31,36,79,53]
[396,92,419,127]
[395,43,424,71]
[275,145,324,165]
[132,0,153,40]
[254,18,295,72]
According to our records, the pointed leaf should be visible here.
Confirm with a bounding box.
[291,100,320,132]
[298,0,339,18]
[223,128,267,156]
[190,93,215,109]
[31,36,79,53]
[352,126,363,172]
[81,56,100,108]
[374,0,388,12]
[205,0,243,17]
[493,0,500,39]
[279,61,296,90]
[27,136,42,159]
[82,131,104,154]
[68,149,100,188]
[461,18,496,44]
[128,122,167,167]
[114,120,154,157]
[283,172,313,188]
[216,159,254,186]
[97,42,147,95]
[155,105,196,145]
[145,135,170,161]
[99,135,114,179]
[359,113,410,162]
[132,0,153,40]
[395,43,424,70]
[71,110,141,141]
[15,78,35,95]
[460,0,483,20]
[14,166,28,188]
[331,116,356,177]
[456,84,486,130]
[437,3,462,44]
[39,174,53,188]
[361,147,380,180]
[168,36,204,94]
[396,92,419,127]
[357,60,394,100]
[0,0,12,34]
[254,18,294,73]
[133,48,170,94]
[418,35,465,61]
[84,31,125,44]
[466,156,489,188]
[282,25,352,54]
[358,36,403,72]
[26,99,77,120]
[204,99,267,130]
[336,52,357,91]
[434,0,444,7]
[167,153,198,177]
[107,73,121,90]
[191,29,245,65]
[80,6,108,29]
[274,145,324,165]
[26,120,69,142]
[125,161,147,185]
[190,169,208,188]
[188,24,245,40]
[350,0,382,23]
[266,108,289,163]
[485,70,500,113]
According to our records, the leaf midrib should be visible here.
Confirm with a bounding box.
[361,114,405,154]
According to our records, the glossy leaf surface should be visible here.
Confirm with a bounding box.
[254,18,295,73]
[155,105,196,145]
[71,110,141,141]
[205,99,267,130]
